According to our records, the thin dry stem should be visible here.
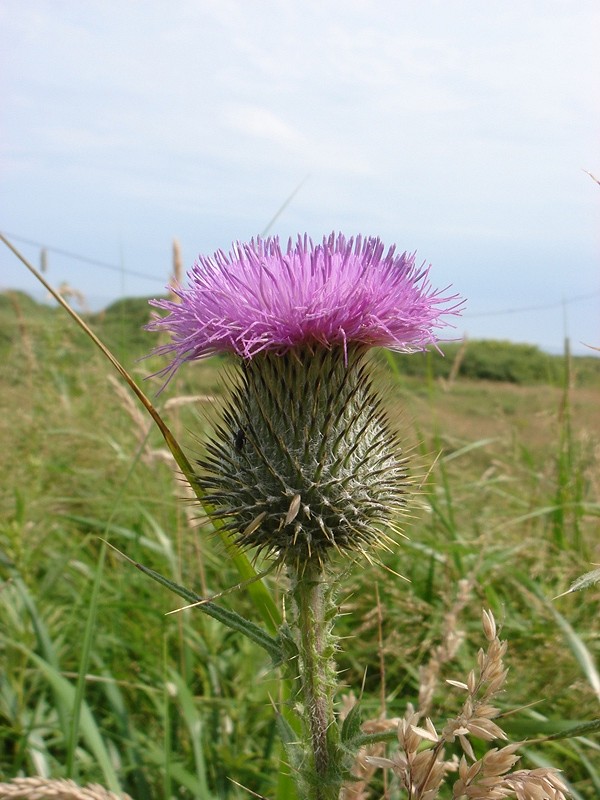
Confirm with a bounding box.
[108,375,213,526]
[171,238,183,296]
[418,577,474,718]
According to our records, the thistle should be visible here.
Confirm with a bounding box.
[148,232,463,799]
[149,234,461,567]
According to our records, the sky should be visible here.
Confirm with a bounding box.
[1,0,599,354]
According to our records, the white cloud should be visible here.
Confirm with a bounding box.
[1,0,598,351]
[225,104,306,149]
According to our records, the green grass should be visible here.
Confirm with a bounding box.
[1,291,599,798]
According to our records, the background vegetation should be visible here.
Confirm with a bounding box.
[1,291,599,798]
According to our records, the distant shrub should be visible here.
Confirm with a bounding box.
[456,340,558,384]
[391,338,600,386]
[0,289,41,314]
[90,295,160,355]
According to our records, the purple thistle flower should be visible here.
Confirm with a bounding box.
[148,232,464,567]
[148,233,463,378]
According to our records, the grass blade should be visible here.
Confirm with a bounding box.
[549,605,600,704]
[168,670,215,800]
[66,541,107,777]
[104,542,282,663]
[13,646,123,793]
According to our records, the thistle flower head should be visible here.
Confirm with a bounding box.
[148,233,462,378]
[149,233,463,569]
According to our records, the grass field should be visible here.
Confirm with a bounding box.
[0,291,599,798]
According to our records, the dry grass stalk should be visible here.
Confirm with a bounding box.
[364,610,570,799]
[108,374,155,455]
[583,169,600,187]
[5,290,36,375]
[108,375,213,466]
[164,394,214,409]
[108,375,205,525]
[170,239,183,302]
[441,335,468,390]
[0,777,132,800]
[48,282,89,312]
[418,577,473,718]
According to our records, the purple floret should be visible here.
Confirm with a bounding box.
[148,233,463,378]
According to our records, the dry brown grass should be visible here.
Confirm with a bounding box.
[0,778,132,800]
[343,610,570,799]
[393,379,600,457]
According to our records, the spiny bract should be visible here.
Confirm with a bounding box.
[197,346,407,567]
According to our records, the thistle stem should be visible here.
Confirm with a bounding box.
[289,562,340,800]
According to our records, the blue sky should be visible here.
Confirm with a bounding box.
[1,0,598,354]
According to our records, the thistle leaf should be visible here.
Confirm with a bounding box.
[340,703,363,744]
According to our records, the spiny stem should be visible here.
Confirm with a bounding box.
[297,571,329,775]
[290,562,340,800]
